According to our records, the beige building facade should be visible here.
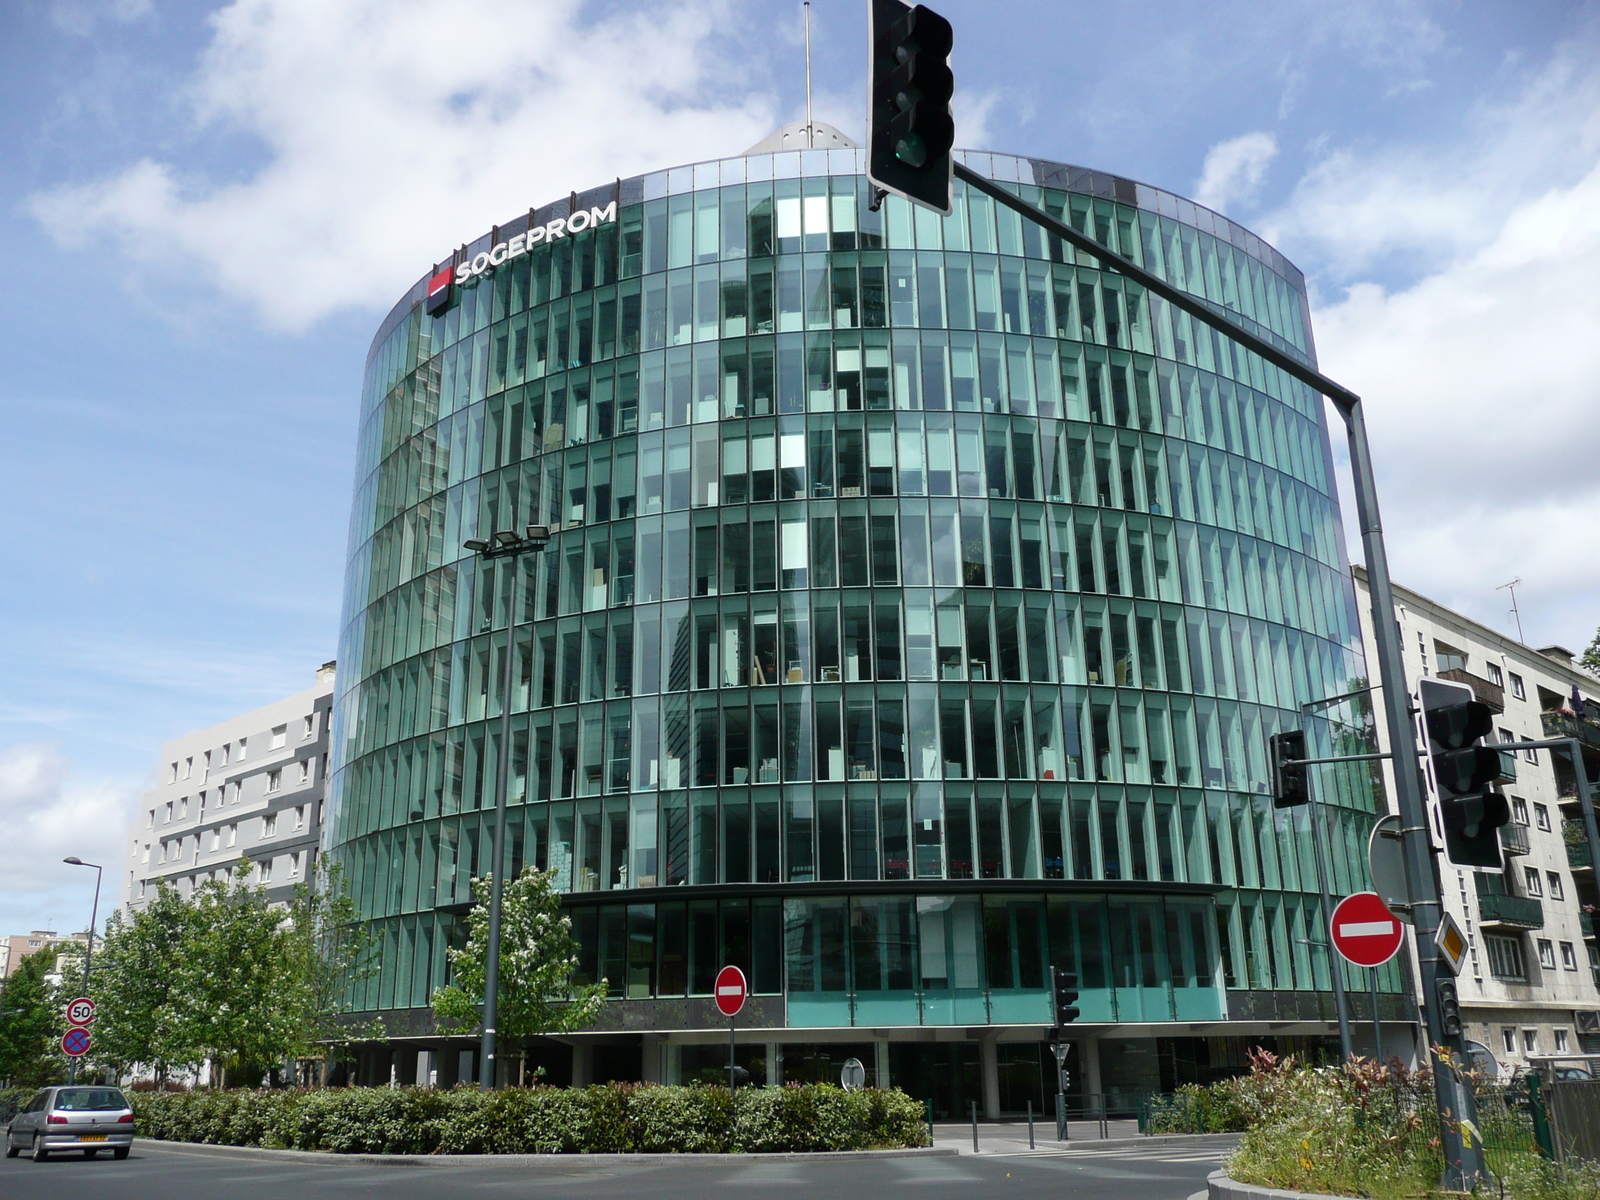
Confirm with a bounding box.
[1354,568,1600,1072]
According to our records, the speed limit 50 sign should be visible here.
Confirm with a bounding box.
[65,996,97,1027]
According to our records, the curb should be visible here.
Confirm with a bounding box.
[1208,1169,1351,1200]
[136,1139,955,1167]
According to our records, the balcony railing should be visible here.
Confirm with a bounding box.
[1542,710,1600,752]
[1478,892,1545,931]
[1500,822,1531,856]
[1439,668,1505,714]
[1566,831,1594,872]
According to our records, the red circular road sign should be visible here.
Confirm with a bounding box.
[65,996,96,1027]
[62,1027,91,1057]
[1330,891,1404,968]
[714,965,747,1017]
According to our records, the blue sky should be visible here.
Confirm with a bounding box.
[3,0,1598,935]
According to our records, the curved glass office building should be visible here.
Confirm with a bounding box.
[329,128,1392,1110]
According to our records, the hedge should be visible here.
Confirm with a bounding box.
[130,1083,929,1154]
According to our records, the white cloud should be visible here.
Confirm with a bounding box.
[1192,132,1277,216]
[29,0,776,331]
[0,743,139,935]
[1295,34,1600,650]
[49,0,153,37]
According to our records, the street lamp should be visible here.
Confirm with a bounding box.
[462,524,551,1089]
[63,856,102,1084]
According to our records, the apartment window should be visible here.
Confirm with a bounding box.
[294,805,306,830]
[1548,872,1564,900]
[146,809,155,828]
[297,759,311,785]
[158,842,167,864]
[1512,797,1529,825]
[263,814,278,838]
[1510,673,1526,700]
[266,769,282,794]
[183,757,193,779]
[208,829,220,852]
[221,743,230,765]
[1486,935,1526,980]
[1555,1028,1571,1052]
[1435,641,1467,673]
[302,715,315,740]
[225,824,237,848]
[1487,662,1504,687]
[1590,943,1600,986]
[164,802,173,823]
[1525,867,1544,896]
[259,859,273,884]
[141,844,150,864]
[1417,632,1430,675]
[271,724,288,750]
[1535,803,1552,831]
[203,750,212,773]
[178,797,188,820]
[167,762,179,783]
[290,851,302,876]
[1561,942,1578,970]
[1523,1029,1539,1053]
[138,880,147,899]
[237,737,248,760]
[1537,939,1557,970]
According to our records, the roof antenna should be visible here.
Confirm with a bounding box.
[1497,578,1525,644]
[804,1,814,148]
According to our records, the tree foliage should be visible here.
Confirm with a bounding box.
[282,859,384,1058]
[1581,625,1600,677]
[94,883,193,1080]
[431,867,607,1041]
[0,946,64,1087]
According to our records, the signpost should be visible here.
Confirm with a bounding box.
[1367,816,1412,924]
[62,1027,91,1058]
[715,965,747,1098]
[65,996,96,1027]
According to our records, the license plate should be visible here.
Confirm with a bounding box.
[79,1135,107,1142]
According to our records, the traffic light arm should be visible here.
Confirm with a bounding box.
[949,163,1361,414]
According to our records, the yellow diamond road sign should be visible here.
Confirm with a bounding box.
[1436,911,1469,976]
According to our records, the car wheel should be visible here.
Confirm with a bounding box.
[31,1135,49,1163]
[112,1147,129,1161]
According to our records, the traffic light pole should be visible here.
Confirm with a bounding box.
[950,161,1485,1187]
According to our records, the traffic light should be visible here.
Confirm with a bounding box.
[1435,978,1463,1038]
[1270,730,1309,809]
[867,0,955,215]
[1052,966,1080,1026]
[1420,679,1510,868]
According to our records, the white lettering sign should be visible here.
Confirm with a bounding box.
[453,202,617,285]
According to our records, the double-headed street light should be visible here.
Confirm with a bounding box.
[462,525,551,1088]
[63,856,102,1083]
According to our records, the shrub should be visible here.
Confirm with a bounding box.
[129,1083,929,1155]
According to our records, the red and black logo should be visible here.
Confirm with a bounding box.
[425,266,453,316]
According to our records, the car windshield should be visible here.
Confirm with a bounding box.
[53,1088,129,1112]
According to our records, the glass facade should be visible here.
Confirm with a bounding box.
[329,145,1394,1054]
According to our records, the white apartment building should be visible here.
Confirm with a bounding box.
[121,662,336,911]
[1354,569,1600,1071]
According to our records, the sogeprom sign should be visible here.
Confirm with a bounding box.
[426,201,617,315]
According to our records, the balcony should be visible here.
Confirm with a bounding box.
[1542,710,1600,752]
[1500,822,1531,856]
[1478,892,1544,931]
[1565,824,1595,872]
[1440,668,1505,714]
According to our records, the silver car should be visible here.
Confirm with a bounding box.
[5,1086,135,1161]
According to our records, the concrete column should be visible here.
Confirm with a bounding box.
[980,1035,1001,1119]
[874,1040,890,1089]
[1081,1035,1102,1105]
[571,1042,593,1087]
[641,1035,664,1083]
[417,1050,434,1087]
[766,1042,782,1087]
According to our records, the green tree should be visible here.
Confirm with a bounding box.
[168,863,301,1086]
[282,859,383,1078]
[92,882,196,1083]
[431,867,607,1049]
[1581,625,1600,676]
[0,946,63,1087]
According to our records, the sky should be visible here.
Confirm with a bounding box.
[2,0,1598,937]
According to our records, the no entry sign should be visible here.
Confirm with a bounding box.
[714,965,747,1017]
[1330,891,1404,968]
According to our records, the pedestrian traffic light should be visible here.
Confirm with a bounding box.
[1052,966,1080,1026]
[1419,679,1510,868]
[1270,730,1309,808]
[867,0,955,215]
[1435,978,1463,1038]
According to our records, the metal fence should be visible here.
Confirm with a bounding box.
[1546,1078,1600,1165]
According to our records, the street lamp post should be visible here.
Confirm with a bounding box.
[462,525,551,1089]
[63,856,102,1083]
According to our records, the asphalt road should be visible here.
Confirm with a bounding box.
[0,1138,1228,1200]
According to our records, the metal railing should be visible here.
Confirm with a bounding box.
[1500,822,1531,856]
[1542,710,1600,751]
[1439,667,1505,713]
